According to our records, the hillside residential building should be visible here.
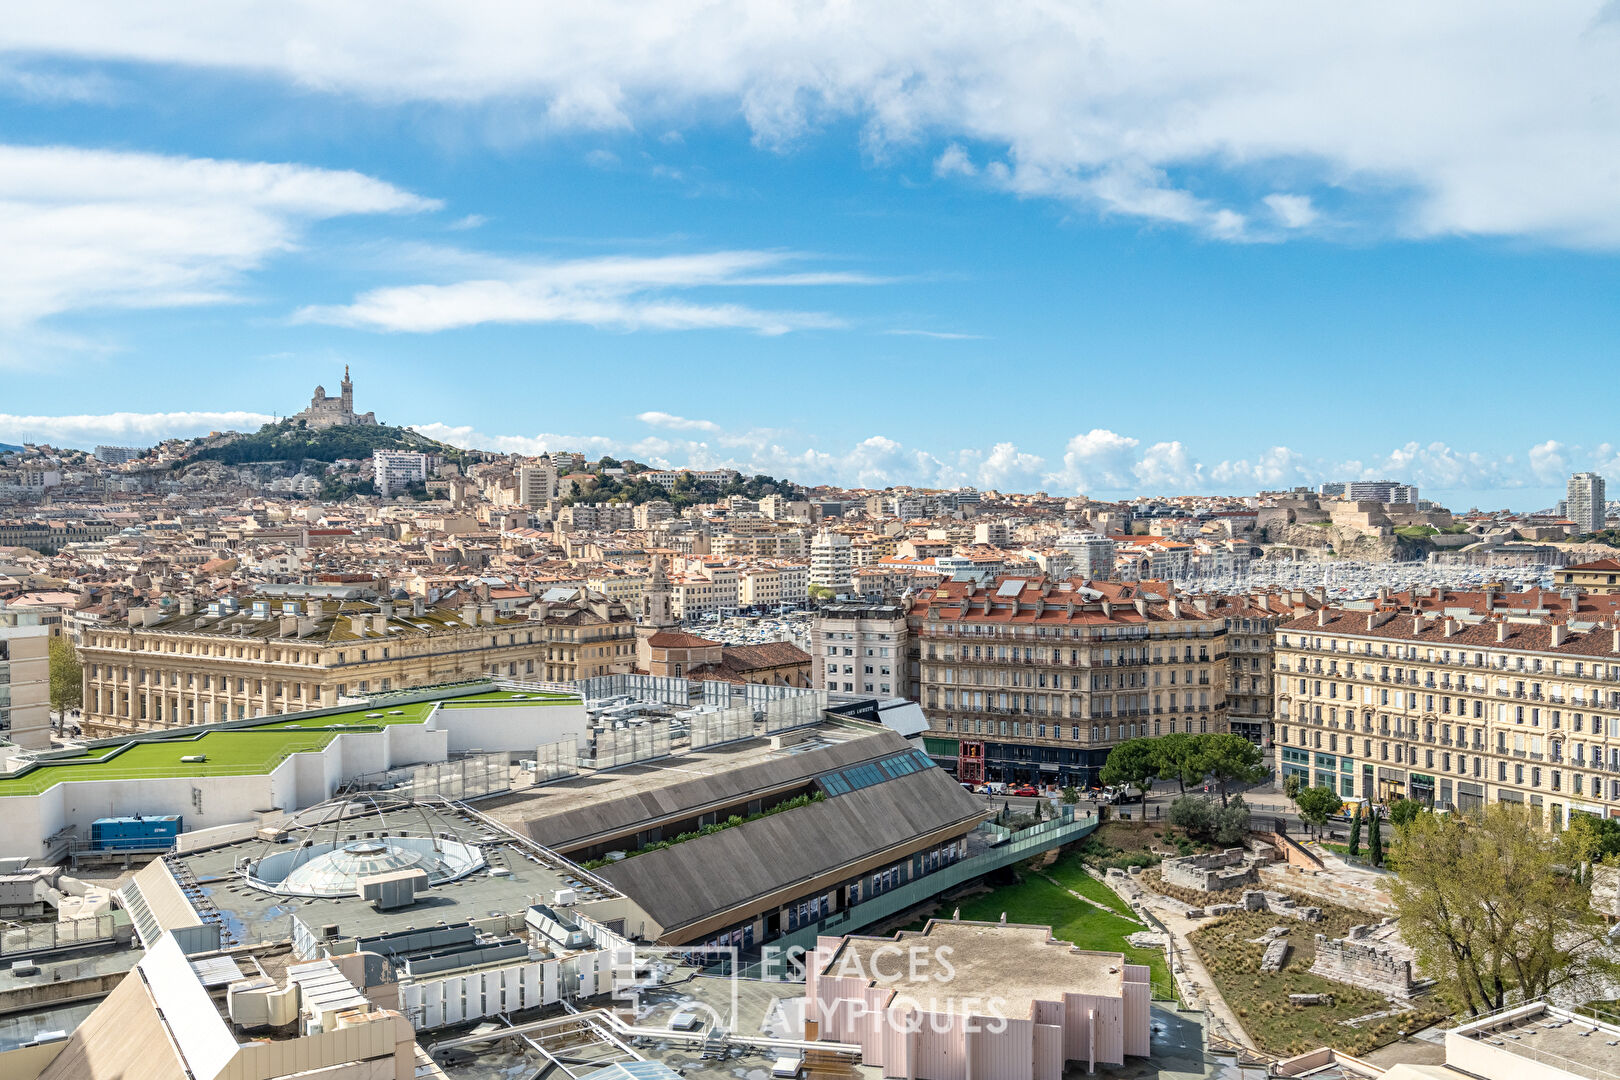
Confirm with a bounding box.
[1567,471,1607,534]
[908,577,1228,787]
[0,603,50,750]
[76,586,634,737]
[373,449,434,497]
[639,467,740,491]
[516,461,557,506]
[1273,589,1620,825]
[812,602,908,697]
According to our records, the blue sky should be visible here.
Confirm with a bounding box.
[3,3,1620,510]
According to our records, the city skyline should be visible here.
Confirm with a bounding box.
[5,4,1620,508]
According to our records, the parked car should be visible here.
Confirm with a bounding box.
[1011,785,1039,797]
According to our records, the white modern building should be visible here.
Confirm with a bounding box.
[0,603,50,750]
[373,450,434,497]
[1568,471,1607,534]
[811,530,854,593]
[1056,533,1116,580]
[517,461,557,506]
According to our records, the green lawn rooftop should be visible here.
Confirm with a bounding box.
[0,687,577,797]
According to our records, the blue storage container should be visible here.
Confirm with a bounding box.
[89,815,183,851]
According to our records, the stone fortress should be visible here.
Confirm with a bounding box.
[293,366,377,430]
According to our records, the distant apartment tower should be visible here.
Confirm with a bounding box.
[0,603,51,750]
[517,461,557,506]
[812,602,908,696]
[93,445,144,464]
[1055,533,1116,580]
[810,530,854,593]
[1568,471,1607,534]
[373,449,433,497]
[1319,480,1416,503]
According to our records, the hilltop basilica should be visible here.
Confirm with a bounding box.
[292,366,378,430]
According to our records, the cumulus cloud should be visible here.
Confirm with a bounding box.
[1049,429,1142,491]
[293,250,862,335]
[637,411,721,433]
[1263,194,1318,229]
[0,143,437,331]
[0,410,275,447]
[10,4,1620,243]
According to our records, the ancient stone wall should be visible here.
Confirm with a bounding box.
[1162,848,1259,892]
[1308,931,1417,999]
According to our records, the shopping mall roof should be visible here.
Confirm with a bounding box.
[0,684,577,797]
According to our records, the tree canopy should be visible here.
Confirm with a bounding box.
[1099,738,1159,795]
[1293,785,1343,835]
[1194,732,1268,805]
[48,636,82,713]
[1391,803,1619,1015]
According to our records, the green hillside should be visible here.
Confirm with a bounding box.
[184,419,460,466]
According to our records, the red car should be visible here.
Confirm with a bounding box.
[1011,785,1039,797]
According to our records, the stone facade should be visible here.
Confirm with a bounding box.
[1161,848,1259,893]
[1308,927,1420,1000]
[293,366,377,430]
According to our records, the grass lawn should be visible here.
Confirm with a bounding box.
[0,691,561,796]
[441,691,578,706]
[1186,898,1446,1057]
[920,870,1170,997]
[1043,849,1138,917]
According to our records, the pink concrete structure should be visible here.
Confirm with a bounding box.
[804,920,1152,1080]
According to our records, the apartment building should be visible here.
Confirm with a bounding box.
[0,603,50,749]
[1273,590,1620,826]
[810,530,854,593]
[1193,590,1322,747]
[516,461,557,506]
[909,578,1227,787]
[812,602,908,696]
[1056,532,1116,580]
[639,467,740,491]
[669,559,740,618]
[77,586,635,737]
[585,565,649,608]
[1567,471,1607,534]
[739,562,810,609]
[372,449,435,497]
[1556,558,1620,593]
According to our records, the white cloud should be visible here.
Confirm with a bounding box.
[11,4,1619,243]
[294,250,862,335]
[0,144,437,331]
[883,329,985,340]
[0,410,274,447]
[933,143,977,178]
[637,411,720,433]
[1263,193,1318,229]
[1049,429,1142,491]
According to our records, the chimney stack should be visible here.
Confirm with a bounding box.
[1550,623,1566,647]
[1497,621,1508,643]
[1317,608,1328,627]
[461,602,479,627]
